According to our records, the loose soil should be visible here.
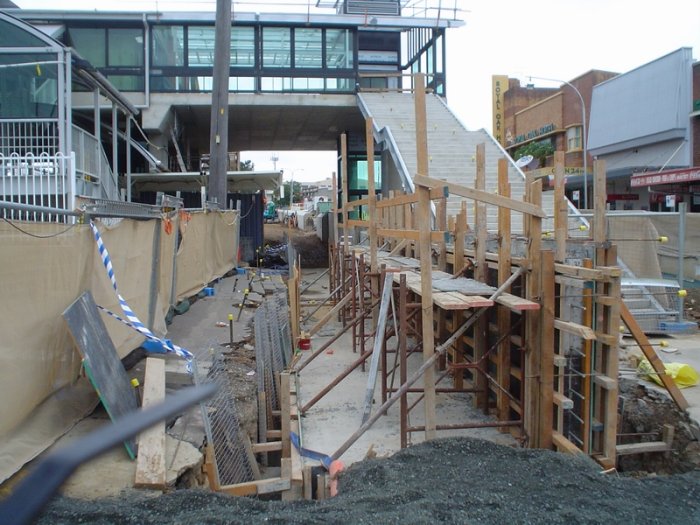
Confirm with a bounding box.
[38,437,700,524]
[264,223,328,268]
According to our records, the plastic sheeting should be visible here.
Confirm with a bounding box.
[0,209,238,482]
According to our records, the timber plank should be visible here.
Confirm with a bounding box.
[134,357,166,489]
[554,319,597,340]
[496,293,540,311]
[432,292,493,310]
[620,303,688,410]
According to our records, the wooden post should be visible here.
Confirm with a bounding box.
[280,372,291,458]
[341,133,350,246]
[539,250,555,449]
[474,143,488,411]
[399,274,408,448]
[414,72,436,440]
[134,357,166,489]
[601,245,620,465]
[593,159,607,245]
[331,170,339,248]
[524,174,543,447]
[452,202,467,391]
[366,117,379,329]
[404,202,414,258]
[437,197,447,271]
[554,151,567,262]
[496,158,512,427]
[454,201,467,273]
[582,258,594,454]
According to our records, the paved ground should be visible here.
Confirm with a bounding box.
[295,268,518,465]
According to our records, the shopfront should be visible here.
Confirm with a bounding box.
[630,167,700,212]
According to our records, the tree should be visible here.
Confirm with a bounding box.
[514,141,554,166]
[240,159,254,171]
[275,181,302,207]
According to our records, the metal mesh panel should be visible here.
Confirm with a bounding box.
[274,292,293,366]
[254,295,293,442]
[205,355,256,486]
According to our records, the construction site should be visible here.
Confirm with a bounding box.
[2,1,700,523]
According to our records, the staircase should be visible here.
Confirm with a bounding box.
[356,92,695,334]
[358,91,571,234]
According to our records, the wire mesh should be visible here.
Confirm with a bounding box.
[204,354,256,486]
[254,295,293,443]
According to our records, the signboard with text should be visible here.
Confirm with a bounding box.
[630,167,700,187]
[491,75,508,146]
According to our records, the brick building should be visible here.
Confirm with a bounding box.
[496,70,617,207]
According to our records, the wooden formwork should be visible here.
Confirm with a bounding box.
[298,72,691,482]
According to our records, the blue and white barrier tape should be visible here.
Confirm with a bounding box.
[89,221,194,371]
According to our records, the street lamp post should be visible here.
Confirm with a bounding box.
[529,76,588,209]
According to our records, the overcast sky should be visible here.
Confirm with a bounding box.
[14,0,700,181]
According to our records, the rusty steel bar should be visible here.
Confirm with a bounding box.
[407,420,521,432]
[300,348,374,414]
[295,296,381,374]
[329,266,526,462]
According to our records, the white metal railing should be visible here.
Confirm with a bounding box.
[72,125,120,201]
[0,152,75,223]
[0,119,60,157]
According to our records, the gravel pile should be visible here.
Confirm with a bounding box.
[39,437,700,524]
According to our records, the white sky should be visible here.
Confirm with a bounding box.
[14,0,700,181]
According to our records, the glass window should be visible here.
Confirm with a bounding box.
[69,28,106,67]
[0,54,58,118]
[232,27,255,67]
[187,26,215,66]
[292,77,324,91]
[107,74,144,92]
[262,27,291,68]
[435,34,443,73]
[153,26,185,66]
[567,126,582,151]
[351,160,381,190]
[0,19,50,48]
[229,76,255,91]
[326,29,353,68]
[325,77,354,92]
[294,28,322,68]
[108,28,143,67]
[261,76,292,91]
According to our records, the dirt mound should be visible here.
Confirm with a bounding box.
[38,437,700,524]
[263,224,328,269]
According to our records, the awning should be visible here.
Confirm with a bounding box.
[630,167,700,188]
[129,171,283,193]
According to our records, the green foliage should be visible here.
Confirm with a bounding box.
[275,181,302,207]
[514,141,555,165]
[240,159,254,171]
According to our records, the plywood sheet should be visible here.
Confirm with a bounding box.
[63,291,139,458]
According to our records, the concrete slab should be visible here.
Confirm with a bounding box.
[296,269,518,467]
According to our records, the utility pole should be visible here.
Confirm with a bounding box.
[208,0,232,207]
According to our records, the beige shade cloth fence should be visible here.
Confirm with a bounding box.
[0,209,239,482]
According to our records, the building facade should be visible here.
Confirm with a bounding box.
[497,70,617,208]
[589,48,696,211]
